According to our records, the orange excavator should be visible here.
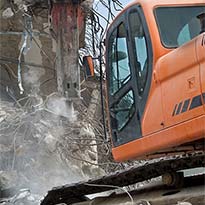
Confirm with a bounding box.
[41,0,205,204]
[105,0,205,162]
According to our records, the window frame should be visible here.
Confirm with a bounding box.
[111,89,136,132]
[128,9,149,96]
[126,6,153,118]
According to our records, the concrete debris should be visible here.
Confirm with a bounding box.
[44,134,57,152]
[136,200,151,205]
[0,97,104,204]
[0,171,17,190]
[81,0,94,10]
[0,188,41,205]
[14,0,24,6]
[45,93,77,121]
[13,0,28,12]
[80,124,95,138]
[2,8,14,19]
[177,202,192,205]
[0,144,11,153]
[0,111,6,124]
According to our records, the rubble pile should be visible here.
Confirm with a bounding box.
[0,96,104,204]
[0,188,41,205]
[0,1,106,203]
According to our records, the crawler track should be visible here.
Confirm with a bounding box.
[41,153,205,205]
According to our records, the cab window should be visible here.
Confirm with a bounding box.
[129,10,148,95]
[108,22,131,95]
[111,90,135,131]
[155,6,205,47]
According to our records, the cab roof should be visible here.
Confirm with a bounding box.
[109,0,204,36]
[128,0,205,8]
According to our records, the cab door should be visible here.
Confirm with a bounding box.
[106,5,153,147]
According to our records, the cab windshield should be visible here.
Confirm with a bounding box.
[155,6,205,48]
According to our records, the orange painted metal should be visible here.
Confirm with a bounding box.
[112,115,205,162]
[108,0,205,161]
[154,36,203,129]
[87,56,95,77]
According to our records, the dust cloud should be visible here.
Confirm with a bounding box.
[0,96,86,204]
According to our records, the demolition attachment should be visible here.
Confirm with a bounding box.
[50,0,85,100]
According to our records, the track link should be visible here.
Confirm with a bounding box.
[41,153,205,205]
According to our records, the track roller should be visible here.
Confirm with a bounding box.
[162,172,184,187]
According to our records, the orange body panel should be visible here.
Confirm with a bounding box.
[109,0,205,161]
[155,35,204,128]
[112,115,205,161]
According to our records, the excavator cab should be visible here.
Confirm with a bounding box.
[106,6,152,148]
[83,1,205,162]
[105,1,205,161]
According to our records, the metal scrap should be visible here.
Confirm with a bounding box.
[17,14,33,94]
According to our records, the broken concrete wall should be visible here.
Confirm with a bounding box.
[0,1,106,202]
[0,1,57,99]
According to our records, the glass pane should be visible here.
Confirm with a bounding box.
[129,11,148,95]
[109,23,131,95]
[111,90,135,131]
[155,6,205,47]
[177,24,191,45]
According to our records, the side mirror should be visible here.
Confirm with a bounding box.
[83,56,95,78]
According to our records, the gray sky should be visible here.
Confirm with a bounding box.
[94,0,133,25]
